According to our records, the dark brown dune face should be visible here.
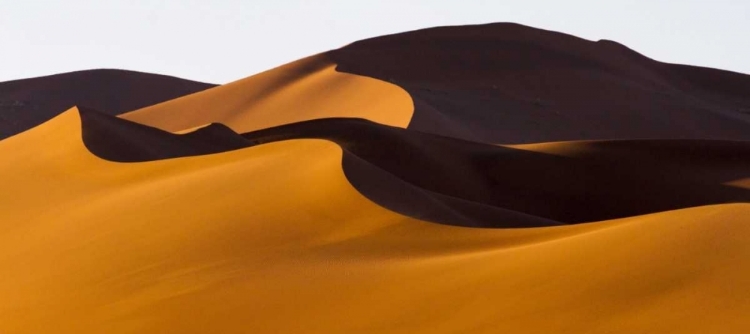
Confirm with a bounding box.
[0,70,215,139]
[77,107,559,227]
[75,109,750,227]
[242,118,750,225]
[328,23,750,143]
[79,107,249,162]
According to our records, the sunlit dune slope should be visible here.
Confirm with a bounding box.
[0,69,214,139]
[120,54,413,133]
[330,23,750,143]
[0,108,749,333]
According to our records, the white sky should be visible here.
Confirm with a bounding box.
[1,0,748,84]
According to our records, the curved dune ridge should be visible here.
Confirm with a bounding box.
[79,107,250,162]
[81,109,750,226]
[242,119,750,224]
[120,54,414,133]
[0,107,749,333]
[1,22,750,333]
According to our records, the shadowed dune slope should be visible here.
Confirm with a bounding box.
[79,107,250,162]
[329,23,750,143]
[74,111,749,226]
[243,118,750,224]
[0,108,749,333]
[120,54,413,133]
[86,107,560,227]
[0,70,215,139]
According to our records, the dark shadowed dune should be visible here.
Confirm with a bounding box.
[341,151,563,228]
[0,69,215,139]
[74,108,750,225]
[80,106,559,227]
[242,118,750,224]
[78,107,249,162]
[328,23,750,143]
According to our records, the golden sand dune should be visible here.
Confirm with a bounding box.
[0,108,749,333]
[121,54,413,133]
[2,23,750,333]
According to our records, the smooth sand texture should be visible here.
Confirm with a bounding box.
[0,69,214,139]
[1,108,749,333]
[120,54,413,133]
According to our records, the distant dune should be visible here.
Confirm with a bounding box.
[330,23,750,143]
[1,23,749,333]
[0,69,215,139]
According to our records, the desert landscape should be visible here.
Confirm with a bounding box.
[1,23,749,333]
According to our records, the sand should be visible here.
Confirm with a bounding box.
[120,54,413,133]
[0,107,748,333]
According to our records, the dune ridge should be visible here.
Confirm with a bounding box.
[114,23,750,147]
[74,110,750,226]
[242,118,750,224]
[120,54,413,133]
[79,107,250,162]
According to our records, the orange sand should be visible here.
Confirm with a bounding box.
[0,108,748,333]
[120,54,413,133]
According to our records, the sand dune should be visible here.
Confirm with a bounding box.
[330,23,750,143]
[120,55,413,133]
[79,107,249,162]
[0,69,214,139]
[1,108,749,333]
[1,23,750,333]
